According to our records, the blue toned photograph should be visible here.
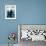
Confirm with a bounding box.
[7,10,15,18]
[5,5,16,19]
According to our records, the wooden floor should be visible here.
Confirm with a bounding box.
[0,44,18,46]
[0,40,46,46]
[19,39,46,46]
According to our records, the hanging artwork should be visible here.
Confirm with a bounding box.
[18,24,46,41]
[5,5,16,19]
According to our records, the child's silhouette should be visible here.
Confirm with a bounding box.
[7,10,15,18]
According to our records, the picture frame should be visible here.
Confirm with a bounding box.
[18,24,46,42]
[5,5,16,19]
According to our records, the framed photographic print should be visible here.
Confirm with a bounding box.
[5,5,16,19]
[18,24,46,42]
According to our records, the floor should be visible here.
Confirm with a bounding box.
[0,44,18,46]
[0,40,46,46]
[19,39,46,46]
